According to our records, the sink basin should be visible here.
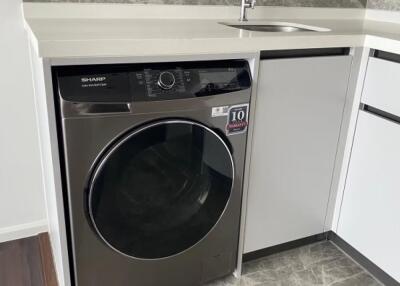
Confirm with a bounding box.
[226,24,314,32]
[221,22,330,33]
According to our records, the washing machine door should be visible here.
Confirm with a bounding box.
[88,119,234,260]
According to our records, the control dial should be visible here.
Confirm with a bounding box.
[157,71,175,90]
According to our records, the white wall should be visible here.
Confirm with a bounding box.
[0,0,47,242]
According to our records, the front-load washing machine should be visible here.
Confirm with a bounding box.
[53,59,252,286]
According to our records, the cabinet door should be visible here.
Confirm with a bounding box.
[362,57,400,117]
[338,110,400,282]
[244,56,352,253]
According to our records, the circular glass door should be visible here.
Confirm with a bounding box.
[88,120,234,259]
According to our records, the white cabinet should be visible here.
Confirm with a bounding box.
[337,54,400,282]
[338,110,400,282]
[244,55,352,253]
[362,57,400,117]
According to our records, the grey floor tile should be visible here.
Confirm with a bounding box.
[205,274,242,286]
[261,248,306,273]
[309,256,364,285]
[243,269,280,284]
[302,241,343,266]
[330,272,382,286]
[209,241,383,286]
[291,268,324,285]
[242,258,268,275]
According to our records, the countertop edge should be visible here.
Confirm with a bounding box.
[22,4,400,59]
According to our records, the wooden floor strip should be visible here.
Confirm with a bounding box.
[0,233,57,286]
[38,233,58,286]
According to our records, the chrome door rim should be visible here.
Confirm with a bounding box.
[87,119,235,261]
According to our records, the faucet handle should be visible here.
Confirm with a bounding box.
[250,0,256,8]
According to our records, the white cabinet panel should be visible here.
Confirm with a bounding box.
[362,57,400,117]
[244,56,352,253]
[338,110,400,282]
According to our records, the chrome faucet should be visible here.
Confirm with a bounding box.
[239,0,256,21]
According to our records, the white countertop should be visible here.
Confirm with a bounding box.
[23,3,400,59]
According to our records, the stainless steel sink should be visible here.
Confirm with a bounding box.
[225,24,316,32]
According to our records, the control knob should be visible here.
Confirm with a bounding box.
[157,71,175,90]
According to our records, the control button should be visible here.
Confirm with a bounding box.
[206,83,216,92]
[158,71,175,90]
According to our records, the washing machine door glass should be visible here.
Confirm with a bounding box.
[88,120,234,259]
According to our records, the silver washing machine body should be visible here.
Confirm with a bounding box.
[54,60,252,286]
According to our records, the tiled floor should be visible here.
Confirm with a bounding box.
[207,241,382,286]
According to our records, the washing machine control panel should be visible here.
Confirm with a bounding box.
[132,60,252,101]
[56,60,251,103]
[136,68,187,99]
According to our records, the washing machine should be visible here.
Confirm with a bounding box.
[53,59,252,286]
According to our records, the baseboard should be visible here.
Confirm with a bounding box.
[0,219,48,243]
[328,231,400,286]
[243,232,328,262]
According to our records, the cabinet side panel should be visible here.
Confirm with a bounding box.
[328,47,371,232]
[29,45,71,286]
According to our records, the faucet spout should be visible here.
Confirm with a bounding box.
[239,0,256,22]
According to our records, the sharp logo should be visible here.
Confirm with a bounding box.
[81,76,107,83]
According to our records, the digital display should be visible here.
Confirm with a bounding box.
[199,70,238,87]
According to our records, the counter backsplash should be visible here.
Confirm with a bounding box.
[22,0,367,8]
[23,0,400,11]
[367,0,400,11]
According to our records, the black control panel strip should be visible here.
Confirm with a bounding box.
[260,48,350,60]
[53,60,251,103]
[373,50,400,64]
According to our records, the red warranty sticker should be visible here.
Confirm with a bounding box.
[226,104,249,135]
